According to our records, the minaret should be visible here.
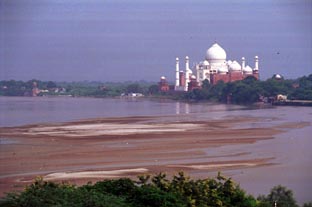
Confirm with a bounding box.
[241,57,245,70]
[185,56,190,71]
[175,57,180,88]
[254,55,259,70]
[185,56,190,91]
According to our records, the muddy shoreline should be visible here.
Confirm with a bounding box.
[0,115,308,196]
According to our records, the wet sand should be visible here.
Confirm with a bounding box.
[0,115,308,196]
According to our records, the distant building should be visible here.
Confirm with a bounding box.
[158,76,170,92]
[121,93,144,97]
[32,81,40,96]
[273,74,283,80]
[188,75,200,91]
[172,43,259,91]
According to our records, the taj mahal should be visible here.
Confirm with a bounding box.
[159,43,259,92]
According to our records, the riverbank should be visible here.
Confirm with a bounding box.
[273,100,312,106]
[0,115,307,197]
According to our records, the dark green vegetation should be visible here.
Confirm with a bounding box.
[1,74,311,104]
[1,172,309,207]
[0,80,154,97]
[181,74,312,104]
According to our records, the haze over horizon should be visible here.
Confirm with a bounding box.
[1,0,311,82]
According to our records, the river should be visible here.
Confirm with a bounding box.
[0,96,311,204]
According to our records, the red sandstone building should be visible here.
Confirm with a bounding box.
[158,76,170,92]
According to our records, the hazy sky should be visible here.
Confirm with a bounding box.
[1,0,311,82]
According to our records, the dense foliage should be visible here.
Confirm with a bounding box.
[0,80,58,96]
[182,74,312,104]
[257,185,299,207]
[1,172,308,207]
[0,80,155,97]
[1,74,311,104]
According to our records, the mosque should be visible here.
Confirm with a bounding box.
[159,43,259,92]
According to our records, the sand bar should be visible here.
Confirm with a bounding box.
[0,115,306,196]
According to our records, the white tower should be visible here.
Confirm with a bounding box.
[185,56,190,71]
[185,56,190,91]
[254,56,259,71]
[175,57,180,87]
[241,57,246,71]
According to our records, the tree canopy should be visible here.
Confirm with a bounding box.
[1,74,311,103]
[257,185,299,207]
[1,172,309,207]
[182,74,312,104]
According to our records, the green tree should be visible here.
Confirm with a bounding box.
[209,80,226,101]
[137,174,151,186]
[220,77,262,104]
[126,83,142,93]
[47,81,57,89]
[201,79,211,90]
[289,74,312,100]
[148,84,160,95]
[131,185,186,207]
[303,202,312,207]
[258,185,298,207]
[260,78,294,97]
[151,172,170,191]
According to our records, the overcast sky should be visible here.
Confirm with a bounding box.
[1,0,311,82]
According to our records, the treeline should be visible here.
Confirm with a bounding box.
[180,74,312,104]
[1,74,312,104]
[0,80,58,96]
[58,81,157,97]
[1,172,310,207]
[0,80,156,97]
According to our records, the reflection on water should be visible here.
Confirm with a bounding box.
[175,102,190,114]
[0,96,244,127]
[0,96,310,127]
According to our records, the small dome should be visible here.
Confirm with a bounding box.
[218,67,228,74]
[203,60,209,66]
[191,75,196,79]
[161,76,166,80]
[274,74,282,79]
[243,65,253,74]
[205,43,227,63]
[227,60,233,65]
[229,61,241,71]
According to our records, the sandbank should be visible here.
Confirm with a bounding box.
[0,115,307,196]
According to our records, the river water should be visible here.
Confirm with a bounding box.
[0,96,248,127]
[0,96,311,204]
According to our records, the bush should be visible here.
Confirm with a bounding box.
[0,173,301,207]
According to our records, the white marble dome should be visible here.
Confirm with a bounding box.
[243,65,253,74]
[218,67,228,74]
[229,61,241,71]
[205,43,227,64]
[203,60,209,66]
[274,74,282,79]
